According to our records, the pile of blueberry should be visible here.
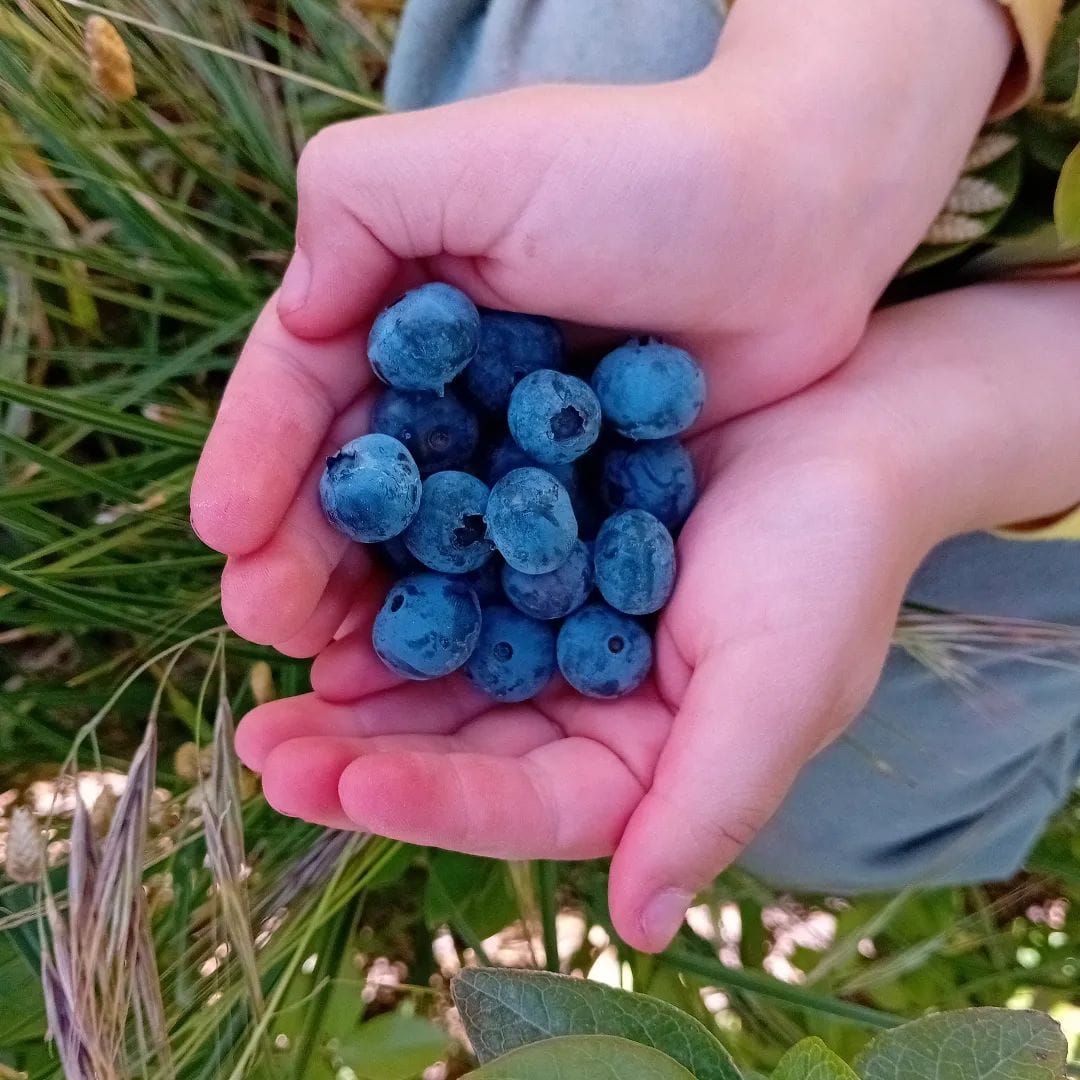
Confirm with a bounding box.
[319,283,705,702]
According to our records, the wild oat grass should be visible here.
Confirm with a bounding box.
[2,0,1080,1077]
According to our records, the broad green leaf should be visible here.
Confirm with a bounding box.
[1053,143,1080,246]
[452,968,740,1080]
[773,1038,860,1080]
[337,1012,449,1080]
[856,1009,1067,1080]
[469,1034,695,1080]
[425,852,519,940]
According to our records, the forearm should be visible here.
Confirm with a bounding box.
[834,282,1080,546]
[695,0,1014,293]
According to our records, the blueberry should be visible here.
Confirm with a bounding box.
[556,603,653,699]
[602,439,697,527]
[508,370,601,465]
[485,467,578,574]
[371,388,479,474]
[368,283,480,394]
[464,605,557,702]
[487,435,577,491]
[464,310,565,412]
[404,471,493,573]
[462,556,505,606]
[373,573,481,680]
[592,339,706,439]
[319,433,421,543]
[593,509,676,615]
[502,539,592,620]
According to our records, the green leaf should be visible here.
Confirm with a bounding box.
[773,1038,860,1080]
[856,1009,1067,1080]
[452,968,740,1080]
[1053,143,1080,246]
[1044,6,1080,102]
[337,1012,449,1080]
[469,1034,696,1080]
[425,852,519,940]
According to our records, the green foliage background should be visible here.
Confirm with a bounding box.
[1,1,1080,1077]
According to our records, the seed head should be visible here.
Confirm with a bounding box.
[945,177,1009,215]
[5,807,43,884]
[85,16,136,103]
[964,132,1018,172]
[923,212,988,246]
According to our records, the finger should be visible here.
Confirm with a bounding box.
[235,680,492,772]
[260,717,561,828]
[309,615,406,702]
[190,301,371,556]
[338,735,644,860]
[218,395,374,645]
[271,548,382,658]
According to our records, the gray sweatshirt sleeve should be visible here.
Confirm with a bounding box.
[384,0,723,111]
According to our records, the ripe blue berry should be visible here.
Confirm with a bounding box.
[464,605,557,702]
[508,370,601,465]
[368,283,480,394]
[487,436,577,492]
[371,388,479,475]
[404,471,493,573]
[502,539,592,620]
[373,573,481,680]
[594,509,676,615]
[592,339,705,439]
[602,439,697,527]
[556,603,653,699]
[485,467,578,574]
[320,433,421,543]
[378,534,421,575]
[465,311,565,412]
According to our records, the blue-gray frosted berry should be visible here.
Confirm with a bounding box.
[465,311,565,412]
[594,509,676,615]
[371,388,479,475]
[502,539,592,620]
[508,370,601,465]
[592,339,705,439]
[464,605,557,703]
[485,467,578,575]
[404,471,493,573]
[556,603,653,699]
[368,283,480,393]
[319,433,421,543]
[487,436,577,492]
[602,439,697,527]
[373,573,481,680]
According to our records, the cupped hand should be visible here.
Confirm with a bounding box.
[191,0,1010,651]
[231,329,930,954]
[232,277,1080,953]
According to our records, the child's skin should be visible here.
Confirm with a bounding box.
[191,1,1078,951]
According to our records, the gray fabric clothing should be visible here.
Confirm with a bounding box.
[386,0,1080,893]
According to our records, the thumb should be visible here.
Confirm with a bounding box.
[276,87,581,339]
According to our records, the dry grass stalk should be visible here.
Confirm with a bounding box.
[84,15,136,102]
[4,806,44,884]
[39,720,173,1079]
[201,690,265,1015]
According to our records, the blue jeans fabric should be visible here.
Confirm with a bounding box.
[386,0,1080,893]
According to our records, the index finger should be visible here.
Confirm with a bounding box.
[190,296,374,557]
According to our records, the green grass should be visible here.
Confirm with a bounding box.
[2,1,1080,1077]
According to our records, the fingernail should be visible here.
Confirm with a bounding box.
[279,249,311,314]
[640,888,692,949]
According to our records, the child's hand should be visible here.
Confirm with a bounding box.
[190,0,1014,651]
[233,281,1080,953]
